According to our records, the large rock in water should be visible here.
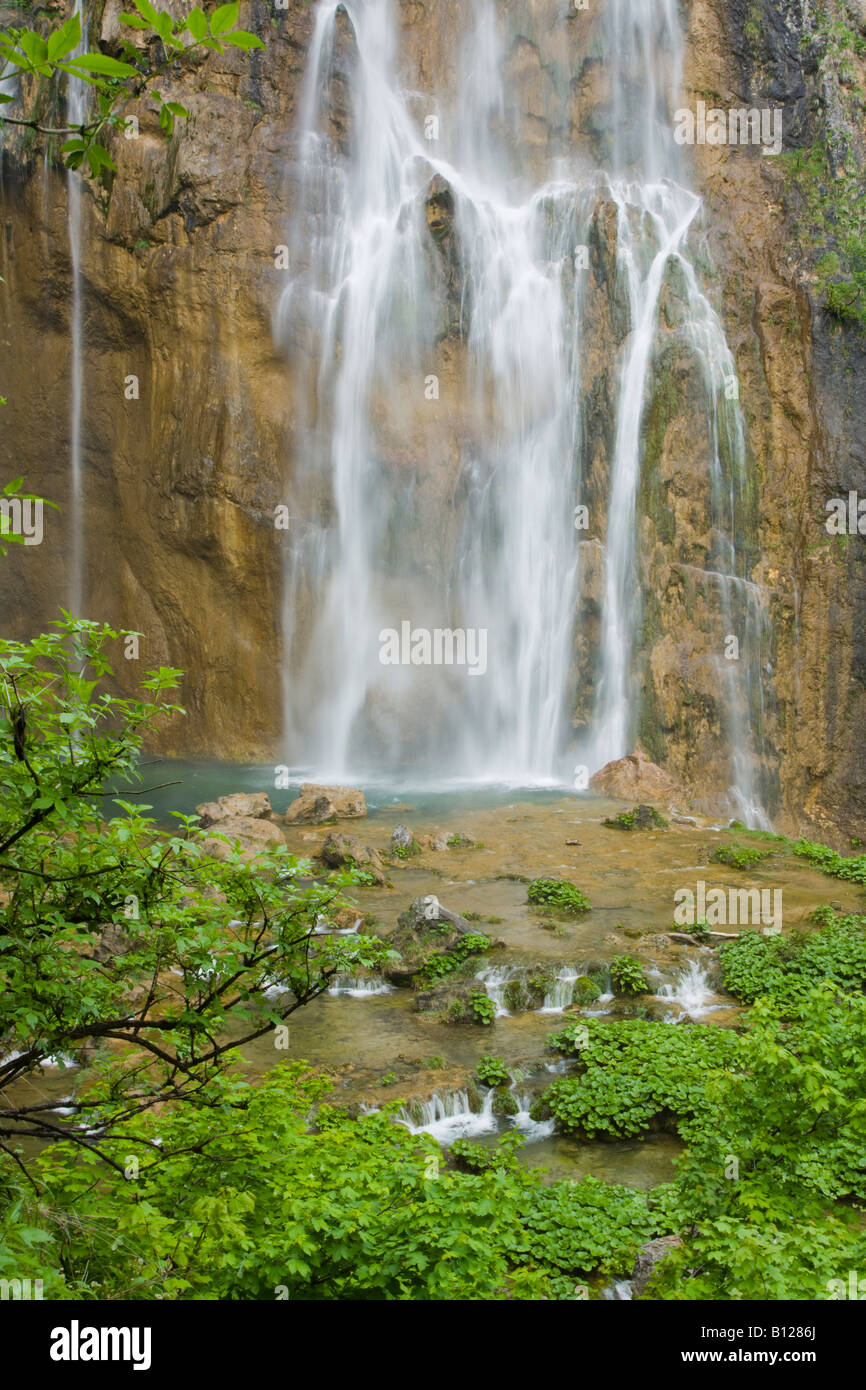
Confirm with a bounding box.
[195,793,272,828]
[284,784,367,825]
[590,751,680,804]
[318,833,388,886]
[201,817,286,862]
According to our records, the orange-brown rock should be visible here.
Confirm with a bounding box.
[590,751,681,804]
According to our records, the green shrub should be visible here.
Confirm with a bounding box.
[527,878,590,915]
[602,805,668,831]
[475,1054,511,1087]
[718,913,866,1010]
[542,1018,739,1138]
[415,933,492,985]
[609,955,649,996]
[710,843,773,870]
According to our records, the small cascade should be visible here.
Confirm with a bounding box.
[511,1091,555,1142]
[656,958,717,1021]
[539,968,578,1014]
[396,1088,497,1143]
[603,1280,634,1301]
[475,964,517,1017]
[327,973,393,997]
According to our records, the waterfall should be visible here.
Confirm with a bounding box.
[396,1087,497,1143]
[327,973,392,997]
[66,2,87,618]
[539,967,579,1014]
[656,958,716,1021]
[276,0,769,821]
[475,964,518,1017]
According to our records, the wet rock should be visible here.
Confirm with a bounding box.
[202,817,287,862]
[284,784,367,825]
[424,173,455,243]
[591,750,681,803]
[397,896,475,937]
[391,824,414,850]
[416,832,449,851]
[631,1235,683,1297]
[318,833,388,886]
[195,792,272,828]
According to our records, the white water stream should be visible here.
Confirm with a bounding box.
[275,0,769,822]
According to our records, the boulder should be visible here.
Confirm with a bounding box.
[195,792,272,828]
[417,832,449,851]
[631,1235,683,1297]
[590,750,680,803]
[284,784,367,825]
[391,824,414,850]
[201,816,286,862]
[397,896,474,937]
[318,833,388,886]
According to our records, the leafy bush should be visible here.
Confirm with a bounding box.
[609,955,649,996]
[414,932,492,985]
[791,839,866,885]
[469,991,496,1026]
[652,989,866,1299]
[475,1054,511,1088]
[541,1019,740,1138]
[602,805,668,831]
[527,878,590,915]
[710,843,773,870]
[718,913,866,1010]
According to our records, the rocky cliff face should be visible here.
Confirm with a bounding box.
[0,0,864,841]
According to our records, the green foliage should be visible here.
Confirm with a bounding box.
[718,912,866,1010]
[609,954,649,996]
[542,1019,739,1138]
[0,2,264,178]
[526,878,590,915]
[602,805,668,831]
[0,618,389,1158]
[414,932,492,985]
[469,991,496,1026]
[652,989,866,1299]
[781,140,866,329]
[391,840,421,860]
[1,1065,663,1299]
[475,1054,510,1088]
[791,838,866,884]
[710,843,773,870]
[0,477,58,555]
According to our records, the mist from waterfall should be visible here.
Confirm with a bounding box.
[275,0,769,823]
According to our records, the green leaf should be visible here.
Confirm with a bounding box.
[47,13,82,62]
[118,12,151,30]
[132,0,162,28]
[221,31,265,51]
[64,53,139,78]
[210,2,240,37]
[185,7,208,41]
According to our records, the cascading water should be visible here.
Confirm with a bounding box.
[396,1087,497,1143]
[276,0,769,823]
[539,968,579,1014]
[656,957,719,1021]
